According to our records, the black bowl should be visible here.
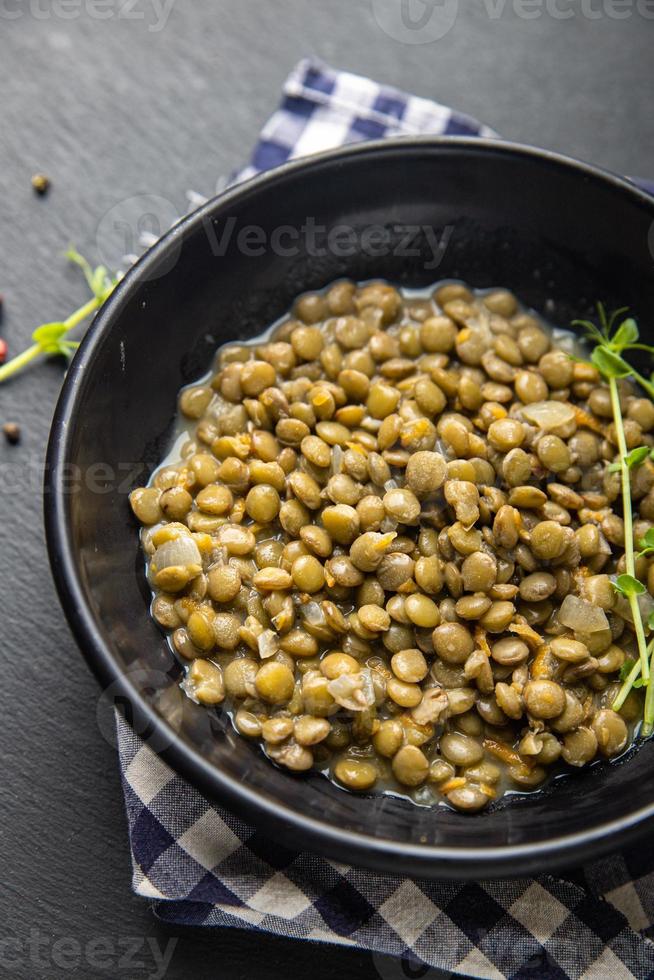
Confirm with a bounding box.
[45,138,654,879]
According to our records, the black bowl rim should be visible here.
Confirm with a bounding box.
[44,136,654,879]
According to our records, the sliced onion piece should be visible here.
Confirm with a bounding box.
[558,594,609,634]
[240,615,264,651]
[180,672,200,704]
[330,444,343,476]
[411,687,448,725]
[257,629,280,660]
[302,601,326,627]
[152,535,202,572]
[327,669,376,711]
[522,401,576,431]
[596,532,612,556]
[519,731,544,756]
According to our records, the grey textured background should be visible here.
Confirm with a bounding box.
[0,2,652,977]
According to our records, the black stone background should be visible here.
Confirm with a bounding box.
[0,2,652,977]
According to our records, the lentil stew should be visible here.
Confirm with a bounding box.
[129,280,652,812]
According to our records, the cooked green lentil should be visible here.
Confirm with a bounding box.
[132,280,648,813]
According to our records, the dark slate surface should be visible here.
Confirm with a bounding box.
[0,3,651,978]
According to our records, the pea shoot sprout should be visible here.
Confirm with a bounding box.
[0,248,119,384]
[573,305,654,735]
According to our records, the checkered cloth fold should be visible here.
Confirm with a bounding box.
[118,59,654,979]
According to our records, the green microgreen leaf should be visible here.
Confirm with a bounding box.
[32,322,68,352]
[625,446,650,468]
[91,265,109,296]
[65,246,95,289]
[591,346,632,379]
[602,304,630,335]
[613,574,647,598]
[0,248,118,384]
[620,343,654,355]
[608,447,650,473]
[65,246,115,303]
[572,319,606,345]
[610,317,639,350]
[638,530,654,561]
[620,658,637,682]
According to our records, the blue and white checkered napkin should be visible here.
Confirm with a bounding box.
[118,59,654,979]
